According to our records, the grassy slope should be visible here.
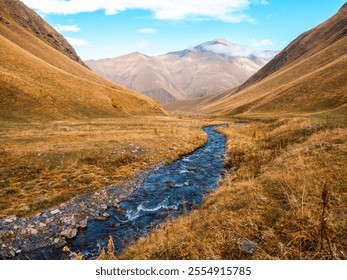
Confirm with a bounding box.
[168,4,346,118]
[0,1,167,121]
[165,88,236,114]
[113,118,346,260]
[202,38,347,117]
[0,0,85,66]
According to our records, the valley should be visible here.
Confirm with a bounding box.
[86,39,277,105]
[0,0,346,261]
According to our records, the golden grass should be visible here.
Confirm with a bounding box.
[0,5,168,122]
[113,117,346,260]
[168,7,347,118]
[0,116,212,218]
[194,38,347,117]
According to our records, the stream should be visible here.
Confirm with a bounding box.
[15,125,227,259]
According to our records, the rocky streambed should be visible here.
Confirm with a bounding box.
[0,166,162,259]
[0,125,227,259]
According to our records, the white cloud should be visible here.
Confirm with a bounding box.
[54,24,80,32]
[137,28,158,34]
[252,0,269,5]
[202,41,276,59]
[136,40,151,50]
[249,38,273,47]
[21,0,263,23]
[65,37,89,46]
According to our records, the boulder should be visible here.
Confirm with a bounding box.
[60,228,77,239]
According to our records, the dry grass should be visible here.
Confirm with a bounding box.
[0,4,167,122]
[113,117,346,260]
[0,116,210,218]
[169,7,347,118]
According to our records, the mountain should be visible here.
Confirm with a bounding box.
[171,4,347,117]
[0,0,85,67]
[86,39,277,105]
[87,52,186,105]
[0,0,167,122]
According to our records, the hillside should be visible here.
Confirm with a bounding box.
[175,4,347,117]
[0,0,167,122]
[0,0,85,66]
[86,52,186,105]
[86,39,276,105]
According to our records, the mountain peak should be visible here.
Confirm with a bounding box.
[211,38,232,46]
[195,38,238,49]
[193,39,277,59]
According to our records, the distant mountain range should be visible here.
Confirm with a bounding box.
[86,39,278,104]
[167,3,347,117]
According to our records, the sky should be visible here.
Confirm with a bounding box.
[21,0,346,60]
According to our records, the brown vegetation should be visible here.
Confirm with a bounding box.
[0,117,208,218]
[168,4,347,117]
[0,0,167,122]
[111,117,346,260]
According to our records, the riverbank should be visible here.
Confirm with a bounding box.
[0,125,226,259]
[0,116,213,259]
[0,163,165,259]
[0,116,208,219]
[116,117,346,260]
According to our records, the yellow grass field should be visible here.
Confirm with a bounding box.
[0,116,211,218]
[104,116,346,260]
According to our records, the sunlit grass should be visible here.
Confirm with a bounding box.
[114,116,347,260]
[0,116,213,218]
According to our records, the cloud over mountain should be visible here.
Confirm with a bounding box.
[201,39,276,59]
[86,38,278,105]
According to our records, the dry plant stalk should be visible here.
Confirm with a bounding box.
[62,246,84,260]
[319,183,333,258]
[97,236,116,260]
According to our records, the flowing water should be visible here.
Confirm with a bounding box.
[20,125,226,259]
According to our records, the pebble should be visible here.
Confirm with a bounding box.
[0,163,161,259]
[51,209,60,215]
[53,238,61,245]
[102,213,110,218]
[114,203,121,209]
[100,204,108,210]
[79,219,88,229]
[38,223,46,228]
[45,217,54,224]
[28,228,38,235]
[241,241,257,253]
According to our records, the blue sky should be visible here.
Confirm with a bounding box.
[21,0,346,60]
